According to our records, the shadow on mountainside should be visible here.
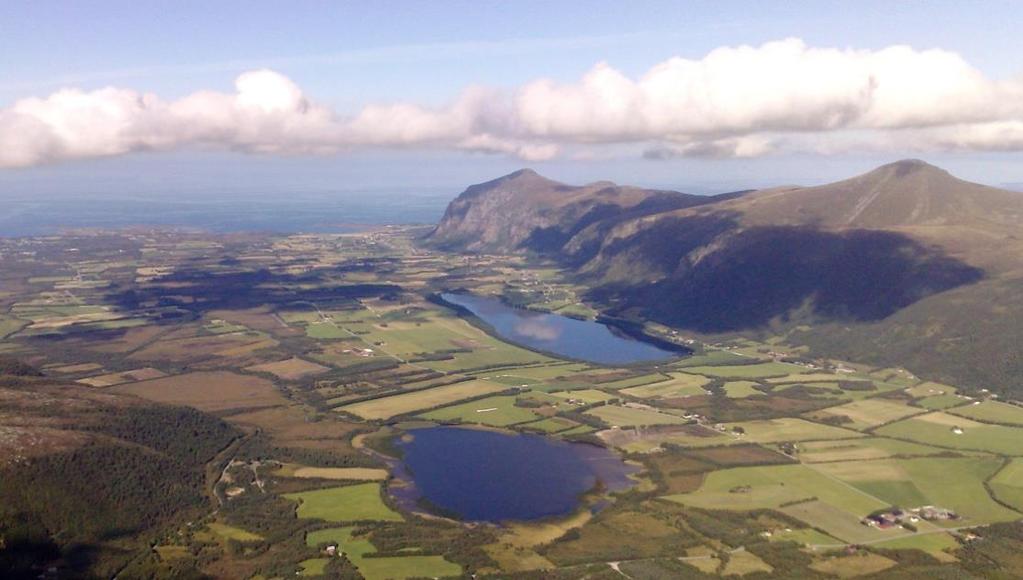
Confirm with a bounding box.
[586,214,985,333]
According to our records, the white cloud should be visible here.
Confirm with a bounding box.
[4,38,1023,168]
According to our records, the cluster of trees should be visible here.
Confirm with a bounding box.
[0,356,41,377]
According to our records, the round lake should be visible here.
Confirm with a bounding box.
[440,292,685,365]
[390,426,638,522]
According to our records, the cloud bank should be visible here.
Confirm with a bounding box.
[4,38,1023,168]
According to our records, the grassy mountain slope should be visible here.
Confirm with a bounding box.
[427,168,736,255]
[427,161,1023,396]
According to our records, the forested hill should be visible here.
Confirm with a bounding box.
[427,161,1023,397]
[0,366,238,577]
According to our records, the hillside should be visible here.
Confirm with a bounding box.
[427,168,738,256]
[0,369,238,577]
[426,161,1023,396]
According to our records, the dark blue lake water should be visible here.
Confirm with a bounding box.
[392,426,637,522]
[440,292,683,365]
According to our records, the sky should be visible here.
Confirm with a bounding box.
[3,0,1023,196]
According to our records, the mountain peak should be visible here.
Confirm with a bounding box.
[504,168,542,180]
[871,159,950,179]
[739,159,1023,229]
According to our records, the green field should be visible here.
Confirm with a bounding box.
[664,463,884,515]
[0,317,27,339]
[990,459,1023,511]
[949,400,1023,426]
[298,558,330,576]
[810,398,922,430]
[207,522,263,542]
[306,321,354,339]
[722,381,761,398]
[550,389,616,404]
[419,395,539,426]
[682,362,807,379]
[723,418,863,443]
[586,405,689,427]
[673,350,751,367]
[916,394,967,410]
[481,363,592,382]
[768,527,840,546]
[663,463,892,542]
[796,437,950,463]
[814,456,1018,523]
[340,380,505,420]
[598,373,669,390]
[620,373,710,399]
[871,532,960,558]
[876,412,1023,455]
[285,483,402,522]
[303,526,460,579]
[520,416,580,433]
[906,382,956,397]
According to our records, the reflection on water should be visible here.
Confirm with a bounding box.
[389,426,639,522]
[440,292,684,365]
[512,318,563,341]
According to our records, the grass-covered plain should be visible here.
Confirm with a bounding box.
[285,483,402,522]
[722,380,761,398]
[586,404,689,427]
[303,526,460,579]
[207,522,263,542]
[808,398,922,430]
[876,412,1023,455]
[339,380,505,420]
[949,400,1023,426]
[549,388,616,404]
[796,437,950,463]
[724,418,863,443]
[620,373,710,399]
[682,362,806,379]
[419,395,539,426]
[990,459,1023,511]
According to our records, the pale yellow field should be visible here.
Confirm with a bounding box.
[279,464,389,480]
[339,380,505,420]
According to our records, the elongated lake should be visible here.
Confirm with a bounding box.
[439,292,684,365]
[389,426,638,521]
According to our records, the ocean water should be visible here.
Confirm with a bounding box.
[0,190,451,237]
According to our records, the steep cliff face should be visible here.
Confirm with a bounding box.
[426,169,717,255]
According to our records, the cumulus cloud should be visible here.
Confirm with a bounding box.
[4,38,1023,168]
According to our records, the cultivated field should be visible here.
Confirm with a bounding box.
[949,400,1023,425]
[876,412,1023,455]
[285,483,402,522]
[808,398,922,430]
[620,373,710,399]
[110,371,288,412]
[420,395,540,426]
[245,356,330,380]
[586,404,689,427]
[339,380,505,420]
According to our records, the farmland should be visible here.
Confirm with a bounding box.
[420,395,541,426]
[3,226,1023,579]
[339,380,506,420]
[876,412,1023,455]
[586,404,690,427]
[949,400,1023,425]
[619,372,710,399]
[285,483,403,522]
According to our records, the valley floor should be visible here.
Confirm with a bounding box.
[1,227,1021,579]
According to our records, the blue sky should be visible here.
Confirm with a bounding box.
[3,1,1023,195]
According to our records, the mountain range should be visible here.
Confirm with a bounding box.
[428,160,1023,396]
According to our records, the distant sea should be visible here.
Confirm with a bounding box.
[0,190,452,237]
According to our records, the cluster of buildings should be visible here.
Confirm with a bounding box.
[862,506,959,529]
